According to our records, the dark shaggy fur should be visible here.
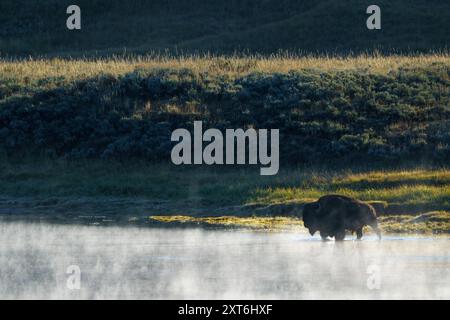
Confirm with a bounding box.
[303,195,381,241]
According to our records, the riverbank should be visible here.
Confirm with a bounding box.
[1,200,448,234]
[1,160,449,234]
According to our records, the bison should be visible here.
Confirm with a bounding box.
[302,195,381,241]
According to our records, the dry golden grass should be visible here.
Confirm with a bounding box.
[150,211,450,234]
[150,215,305,231]
[1,53,449,82]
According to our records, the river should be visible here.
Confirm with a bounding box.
[0,221,449,299]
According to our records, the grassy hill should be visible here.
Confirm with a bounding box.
[0,2,449,231]
[0,54,449,163]
[0,0,448,56]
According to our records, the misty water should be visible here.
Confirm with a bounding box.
[0,221,449,299]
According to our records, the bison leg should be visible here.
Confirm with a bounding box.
[368,220,382,240]
[320,230,329,241]
[356,228,363,240]
[334,229,346,241]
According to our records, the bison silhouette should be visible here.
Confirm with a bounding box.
[302,195,381,241]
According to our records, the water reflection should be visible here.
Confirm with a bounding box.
[0,221,449,299]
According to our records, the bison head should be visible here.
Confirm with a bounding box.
[302,202,320,235]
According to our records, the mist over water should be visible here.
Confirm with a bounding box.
[0,221,449,299]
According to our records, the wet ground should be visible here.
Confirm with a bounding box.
[0,221,449,299]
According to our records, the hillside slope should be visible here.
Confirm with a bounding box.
[0,0,448,56]
[0,57,449,163]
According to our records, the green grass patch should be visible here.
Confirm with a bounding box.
[1,160,449,213]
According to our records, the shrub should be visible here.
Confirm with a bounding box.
[0,65,449,164]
